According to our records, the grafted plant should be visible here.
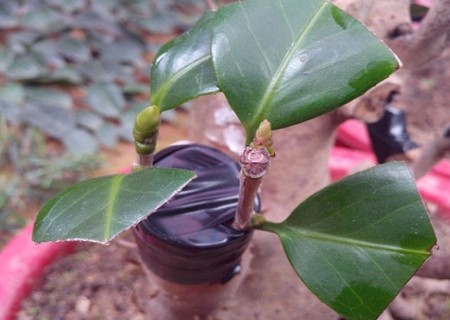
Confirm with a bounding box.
[32,0,436,319]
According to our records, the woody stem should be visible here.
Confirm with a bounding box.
[233,147,270,230]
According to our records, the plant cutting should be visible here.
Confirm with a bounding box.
[32,0,437,319]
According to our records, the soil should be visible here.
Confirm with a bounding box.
[16,232,339,320]
[14,25,450,320]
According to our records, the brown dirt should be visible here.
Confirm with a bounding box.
[14,32,450,320]
[17,231,338,320]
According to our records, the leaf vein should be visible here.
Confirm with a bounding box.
[240,2,275,75]
[104,175,125,240]
[285,226,430,256]
[42,179,111,233]
[250,1,328,130]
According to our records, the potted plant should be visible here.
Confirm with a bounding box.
[32,0,436,319]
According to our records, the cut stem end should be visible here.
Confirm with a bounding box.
[233,147,270,230]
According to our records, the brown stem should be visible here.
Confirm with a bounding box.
[233,147,270,230]
[136,154,154,169]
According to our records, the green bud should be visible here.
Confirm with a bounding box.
[252,119,275,157]
[250,213,267,228]
[134,141,156,155]
[133,105,160,143]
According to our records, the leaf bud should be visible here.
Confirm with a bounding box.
[133,105,160,143]
[252,119,275,157]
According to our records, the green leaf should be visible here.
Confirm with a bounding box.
[21,103,76,140]
[86,81,126,118]
[123,83,149,95]
[19,7,63,31]
[6,54,46,80]
[96,123,119,148]
[45,0,85,13]
[20,7,66,31]
[0,47,15,73]
[56,37,91,62]
[39,67,83,85]
[77,60,114,82]
[32,39,66,70]
[92,0,121,18]
[151,12,219,110]
[0,83,25,106]
[258,162,436,320]
[33,168,196,243]
[99,38,143,65]
[136,13,178,34]
[0,84,24,122]
[76,111,105,132]
[0,2,18,28]
[26,87,73,109]
[62,129,98,156]
[211,0,400,141]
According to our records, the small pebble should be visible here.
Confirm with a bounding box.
[75,296,91,314]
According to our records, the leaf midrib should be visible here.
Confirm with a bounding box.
[104,174,125,240]
[281,225,431,256]
[250,1,329,132]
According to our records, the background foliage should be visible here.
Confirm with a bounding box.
[0,0,205,154]
[0,0,204,242]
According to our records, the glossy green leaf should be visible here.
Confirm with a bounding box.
[151,12,219,110]
[33,168,196,243]
[258,162,436,320]
[211,0,400,141]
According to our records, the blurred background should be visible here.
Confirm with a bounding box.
[0,0,207,247]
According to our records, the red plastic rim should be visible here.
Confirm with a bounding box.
[0,223,76,320]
